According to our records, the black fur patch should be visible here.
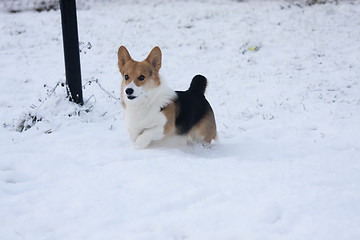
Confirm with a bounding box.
[188,74,207,95]
[175,90,211,135]
[174,75,212,135]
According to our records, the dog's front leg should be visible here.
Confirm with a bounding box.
[135,125,164,149]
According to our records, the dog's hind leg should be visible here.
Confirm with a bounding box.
[190,110,217,144]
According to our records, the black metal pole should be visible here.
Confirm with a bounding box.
[60,0,83,105]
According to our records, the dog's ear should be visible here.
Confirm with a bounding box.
[118,46,132,73]
[146,46,162,72]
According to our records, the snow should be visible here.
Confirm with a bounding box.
[1,0,360,239]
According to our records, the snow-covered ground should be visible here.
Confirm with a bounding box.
[1,0,360,239]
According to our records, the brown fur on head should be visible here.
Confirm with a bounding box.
[118,46,162,89]
[118,46,163,108]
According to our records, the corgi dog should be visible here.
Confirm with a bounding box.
[117,46,217,148]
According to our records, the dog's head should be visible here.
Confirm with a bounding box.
[118,46,162,104]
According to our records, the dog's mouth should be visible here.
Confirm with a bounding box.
[127,95,137,100]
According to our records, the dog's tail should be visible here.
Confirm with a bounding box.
[188,74,207,95]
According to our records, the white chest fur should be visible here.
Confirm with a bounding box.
[122,82,175,148]
[124,103,167,141]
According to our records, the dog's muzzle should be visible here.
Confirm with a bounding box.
[125,88,136,100]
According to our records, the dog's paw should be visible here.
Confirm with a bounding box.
[135,134,152,149]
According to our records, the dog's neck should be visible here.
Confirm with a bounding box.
[123,80,175,116]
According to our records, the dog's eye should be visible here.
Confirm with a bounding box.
[124,75,129,80]
[138,75,145,81]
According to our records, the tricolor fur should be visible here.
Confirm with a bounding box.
[117,46,217,148]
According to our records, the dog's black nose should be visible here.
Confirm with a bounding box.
[125,88,134,95]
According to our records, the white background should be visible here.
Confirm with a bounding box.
[1,1,360,239]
